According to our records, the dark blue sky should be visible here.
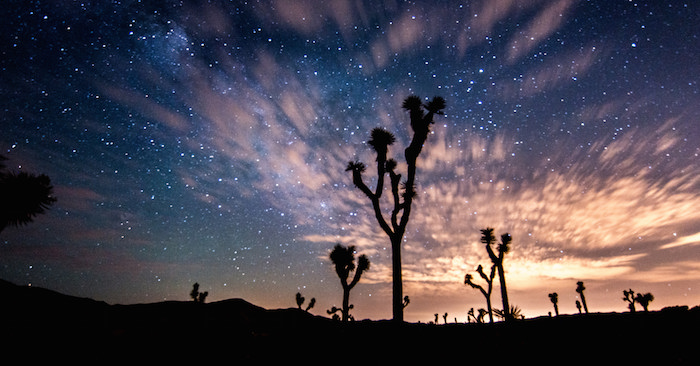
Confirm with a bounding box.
[1,0,699,321]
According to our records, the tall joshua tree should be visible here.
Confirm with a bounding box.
[465,264,496,323]
[346,95,445,322]
[549,292,559,316]
[0,155,57,233]
[481,228,512,321]
[330,243,370,322]
[576,281,589,314]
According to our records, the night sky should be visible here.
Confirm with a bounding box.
[1,0,699,322]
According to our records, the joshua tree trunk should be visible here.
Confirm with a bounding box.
[342,287,351,322]
[391,235,404,322]
[496,264,510,320]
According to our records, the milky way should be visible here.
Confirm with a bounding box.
[1,0,699,321]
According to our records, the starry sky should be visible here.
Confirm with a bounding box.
[1,0,699,322]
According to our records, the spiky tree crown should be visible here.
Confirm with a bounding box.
[368,128,396,152]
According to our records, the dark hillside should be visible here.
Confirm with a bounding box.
[1,279,698,364]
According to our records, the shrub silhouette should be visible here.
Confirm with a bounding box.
[296,292,316,312]
[481,228,513,321]
[346,95,445,322]
[0,155,57,233]
[465,264,496,323]
[549,292,559,316]
[576,281,589,314]
[575,300,583,314]
[494,305,523,320]
[329,243,370,322]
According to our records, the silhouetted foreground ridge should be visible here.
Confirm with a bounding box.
[2,279,698,364]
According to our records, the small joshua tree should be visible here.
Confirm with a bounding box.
[296,292,316,312]
[575,300,582,314]
[190,283,208,303]
[329,243,370,322]
[549,292,559,316]
[635,292,654,312]
[576,281,589,314]
[465,264,496,323]
[622,289,637,312]
[481,228,513,320]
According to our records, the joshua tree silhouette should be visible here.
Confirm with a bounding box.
[575,300,582,314]
[467,308,488,323]
[190,283,208,303]
[576,281,589,314]
[622,289,637,312]
[346,95,445,322]
[481,228,513,321]
[549,292,559,316]
[0,155,57,233]
[329,243,370,322]
[624,289,654,312]
[296,292,316,312]
[465,264,496,323]
[635,292,654,312]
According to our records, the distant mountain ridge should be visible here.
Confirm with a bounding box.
[2,279,699,364]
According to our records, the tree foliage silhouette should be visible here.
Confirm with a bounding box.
[481,228,513,321]
[576,281,589,314]
[346,95,445,322]
[329,243,370,322]
[0,155,57,233]
[549,292,559,316]
[465,264,496,323]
